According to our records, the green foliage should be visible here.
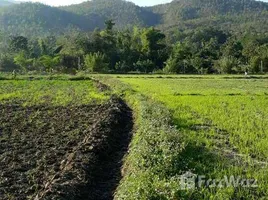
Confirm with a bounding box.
[164,43,192,74]
[39,55,60,72]
[9,36,28,52]
[152,0,268,34]
[84,52,108,73]
[0,0,267,39]
[58,55,80,74]
[0,0,267,40]
[104,19,115,32]
[0,54,18,72]
[2,23,268,74]
[115,30,140,72]
[141,27,167,68]
[222,39,243,59]
[134,59,154,73]
[0,2,96,37]
[1,0,268,74]
[214,56,240,74]
[38,37,61,56]
[13,52,32,72]
[63,0,159,29]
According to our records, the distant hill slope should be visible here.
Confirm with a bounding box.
[62,0,160,28]
[0,0,16,7]
[0,0,268,37]
[150,0,268,34]
[0,2,104,36]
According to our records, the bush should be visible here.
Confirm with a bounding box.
[39,55,60,72]
[163,43,192,74]
[84,52,108,73]
[248,56,268,73]
[214,56,239,74]
[134,59,154,73]
[0,55,19,72]
[58,55,80,74]
[14,52,33,72]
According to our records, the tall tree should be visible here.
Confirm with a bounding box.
[9,36,28,53]
[140,27,167,70]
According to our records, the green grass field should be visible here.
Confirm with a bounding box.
[1,75,268,199]
[118,77,268,199]
[0,80,108,106]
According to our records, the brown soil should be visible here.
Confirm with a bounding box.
[0,97,133,200]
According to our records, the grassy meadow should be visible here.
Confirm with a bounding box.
[0,75,268,199]
[117,77,268,199]
[0,80,108,106]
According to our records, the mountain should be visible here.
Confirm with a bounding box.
[0,0,160,37]
[62,0,268,34]
[0,0,16,7]
[0,2,104,36]
[150,0,268,34]
[62,0,160,29]
[0,0,268,37]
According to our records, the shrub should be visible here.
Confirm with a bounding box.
[84,52,108,73]
[0,55,19,72]
[163,43,192,74]
[134,59,154,73]
[39,55,60,72]
[214,56,239,74]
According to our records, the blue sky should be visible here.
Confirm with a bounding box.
[17,0,268,7]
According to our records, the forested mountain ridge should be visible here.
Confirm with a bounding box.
[1,0,268,74]
[0,2,105,36]
[150,0,268,34]
[0,0,268,37]
[62,0,160,29]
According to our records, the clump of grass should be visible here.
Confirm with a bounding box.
[116,96,186,199]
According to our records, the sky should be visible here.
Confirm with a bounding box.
[16,0,173,7]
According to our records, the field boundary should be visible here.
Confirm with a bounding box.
[99,77,186,199]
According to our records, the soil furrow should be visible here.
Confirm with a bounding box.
[0,97,133,200]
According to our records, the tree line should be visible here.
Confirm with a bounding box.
[0,20,268,74]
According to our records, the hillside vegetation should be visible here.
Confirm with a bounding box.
[62,0,160,29]
[1,0,268,74]
[152,0,268,34]
[0,3,103,36]
[0,0,268,37]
